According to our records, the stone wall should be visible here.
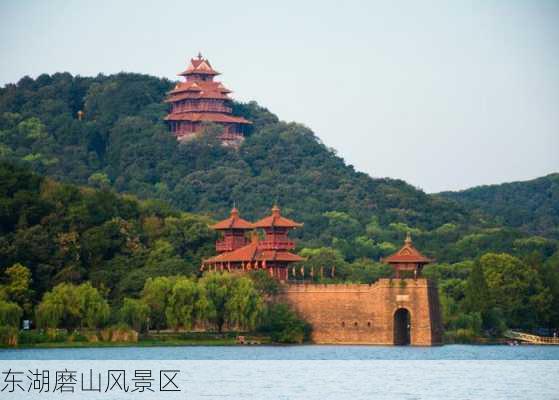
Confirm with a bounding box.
[279,278,443,346]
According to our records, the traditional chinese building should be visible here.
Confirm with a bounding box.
[282,234,443,346]
[383,233,432,279]
[201,206,304,280]
[164,53,251,146]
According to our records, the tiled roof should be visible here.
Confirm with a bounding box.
[165,112,251,124]
[383,235,432,264]
[167,81,232,100]
[212,208,254,230]
[178,57,220,76]
[253,206,303,228]
[203,240,305,264]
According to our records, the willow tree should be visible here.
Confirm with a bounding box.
[141,276,174,331]
[120,298,150,332]
[36,282,109,329]
[199,273,263,332]
[165,277,208,331]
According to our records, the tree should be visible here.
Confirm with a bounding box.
[481,253,552,328]
[0,301,23,327]
[141,276,174,331]
[120,298,150,332]
[35,282,109,329]
[199,272,263,332]
[226,276,263,331]
[2,263,33,313]
[258,303,310,343]
[299,247,346,281]
[76,282,110,329]
[462,261,489,315]
[165,277,206,331]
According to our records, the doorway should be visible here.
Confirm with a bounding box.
[394,308,411,345]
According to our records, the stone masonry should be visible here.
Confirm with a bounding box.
[279,278,443,345]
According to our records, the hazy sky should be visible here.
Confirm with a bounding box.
[1,0,558,192]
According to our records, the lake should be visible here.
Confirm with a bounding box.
[2,344,559,360]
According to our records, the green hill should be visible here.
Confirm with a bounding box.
[0,72,556,263]
[1,73,559,334]
[440,174,559,238]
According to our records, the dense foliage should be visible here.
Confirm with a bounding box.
[0,161,216,308]
[0,72,496,263]
[1,72,558,341]
[441,174,559,238]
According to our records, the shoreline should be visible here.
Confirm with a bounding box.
[1,338,517,350]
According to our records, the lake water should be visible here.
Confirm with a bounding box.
[1,344,559,360]
[2,346,559,399]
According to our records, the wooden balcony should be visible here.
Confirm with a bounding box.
[258,239,296,250]
[216,239,247,252]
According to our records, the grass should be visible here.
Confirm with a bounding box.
[3,330,271,349]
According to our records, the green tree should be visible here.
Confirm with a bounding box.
[35,282,109,329]
[76,282,110,329]
[462,261,489,315]
[199,272,263,332]
[120,298,150,332]
[2,263,33,313]
[165,277,206,331]
[0,301,23,327]
[36,283,80,329]
[258,303,310,343]
[481,253,552,328]
[141,276,174,331]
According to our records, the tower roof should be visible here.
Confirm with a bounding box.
[202,239,305,264]
[212,208,254,230]
[178,53,220,77]
[252,205,303,229]
[383,233,432,264]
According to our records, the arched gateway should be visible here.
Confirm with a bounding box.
[394,308,411,345]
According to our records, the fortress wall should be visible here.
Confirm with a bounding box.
[279,278,443,346]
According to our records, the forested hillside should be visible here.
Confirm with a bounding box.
[0,72,543,264]
[440,174,559,238]
[1,72,559,339]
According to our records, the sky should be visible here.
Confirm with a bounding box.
[1,0,558,193]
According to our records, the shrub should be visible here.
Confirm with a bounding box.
[259,303,311,344]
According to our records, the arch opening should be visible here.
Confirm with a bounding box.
[394,308,411,345]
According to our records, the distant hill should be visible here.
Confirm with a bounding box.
[1,72,555,262]
[440,174,559,238]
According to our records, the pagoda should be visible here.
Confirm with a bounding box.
[164,53,251,146]
[201,206,304,281]
[383,233,432,278]
[212,207,253,253]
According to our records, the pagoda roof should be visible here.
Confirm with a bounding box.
[212,208,254,230]
[166,81,233,101]
[165,112,251,124]
[383,234,432,264]
[203,239,305,264]
[178,55,220,76]
[252,206,303,229]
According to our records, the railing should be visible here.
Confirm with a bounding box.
[216,239,246,252]
[258,240,295,250]
[505,330,559,345]
[173,105,232,113]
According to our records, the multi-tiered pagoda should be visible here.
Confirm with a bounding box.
[201,206,304,281]
[164,53,251,146]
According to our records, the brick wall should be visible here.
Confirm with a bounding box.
[278,278,443,346]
